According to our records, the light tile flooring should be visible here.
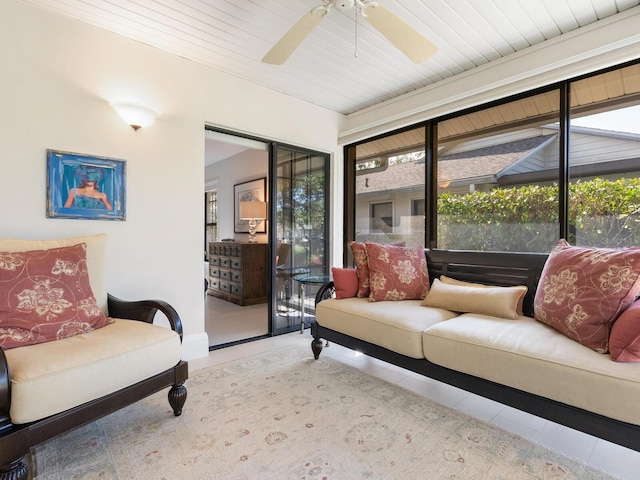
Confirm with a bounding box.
[190,331,640,480]
[205,295,268,348]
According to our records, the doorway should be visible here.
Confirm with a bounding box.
[204,129,330,347]
[204,129,269,349]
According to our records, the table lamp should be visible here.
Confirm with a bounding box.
[239,201,267,243]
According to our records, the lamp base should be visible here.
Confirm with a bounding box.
[248,219,258,243]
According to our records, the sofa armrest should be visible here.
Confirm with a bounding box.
[314,281,335,306]
[107,294,184,342]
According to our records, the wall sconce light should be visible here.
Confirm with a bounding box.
[239,201,267,243]
[110,101,159,131]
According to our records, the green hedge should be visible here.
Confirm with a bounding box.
[438,178,640,251]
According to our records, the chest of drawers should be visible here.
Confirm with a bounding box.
[207,242,268,306]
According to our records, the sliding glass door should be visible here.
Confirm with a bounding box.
[270,143,330,335]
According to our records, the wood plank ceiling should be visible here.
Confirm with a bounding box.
[356,62,640,159]
[20,0,640,116]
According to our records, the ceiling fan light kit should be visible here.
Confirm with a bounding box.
[262,0,437,65]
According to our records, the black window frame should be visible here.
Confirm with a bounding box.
[344,58,640,263]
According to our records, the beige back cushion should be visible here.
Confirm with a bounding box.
[0,234,108,313]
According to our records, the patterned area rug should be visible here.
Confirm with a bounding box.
[32,345,618,479]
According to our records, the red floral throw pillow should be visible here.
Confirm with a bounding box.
[349,241,372,298]
[609,301,640,362]
[365,243,430,302]
[534,239,640,353]
[349,241,405,298]
[0,243,113,350]
[331,267,359,299]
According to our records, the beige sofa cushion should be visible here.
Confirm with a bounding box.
[0,234,107,314]
[5,318,181,424]
[316,298,458,359]
[422,313,640,425]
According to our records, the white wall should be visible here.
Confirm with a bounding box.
[0,0,343,360]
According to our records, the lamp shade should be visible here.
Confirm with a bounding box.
[110,101,159,130]
[239,201,267,220]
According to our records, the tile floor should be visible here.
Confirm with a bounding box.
[205,295,268,347]
[190,331,640,480]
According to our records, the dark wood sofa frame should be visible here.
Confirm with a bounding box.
[0,294,189,480]
[311,249,640,453]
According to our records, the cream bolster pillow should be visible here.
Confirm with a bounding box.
[421,278,528,320]
[439,275,525,316]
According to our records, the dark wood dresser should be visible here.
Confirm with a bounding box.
[207,242,268,306]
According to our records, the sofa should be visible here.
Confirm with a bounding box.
[0,234,188,480]
[312,245,640,453]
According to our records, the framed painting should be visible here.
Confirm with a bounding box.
[234,177,266,233]
[46,149,126,220]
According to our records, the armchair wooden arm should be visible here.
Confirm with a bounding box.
[108,294,184,341]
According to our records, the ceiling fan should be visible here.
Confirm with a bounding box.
[262,0,437,65]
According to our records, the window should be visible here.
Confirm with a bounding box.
[344,59,640,257]
[569,63,640,248]
[412,198,425,216]
[437,89,560,253]
[351,126,426,248]
[204,189,217,259]
[371,202,393,231]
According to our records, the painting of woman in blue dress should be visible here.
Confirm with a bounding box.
[64,165,113,210]
[47,150,126,220]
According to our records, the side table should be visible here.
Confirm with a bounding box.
[293,273,331,333]
[276,266,309,315]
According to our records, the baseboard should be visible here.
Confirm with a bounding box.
[180,332,210,361]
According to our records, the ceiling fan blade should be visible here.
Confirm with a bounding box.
[262,9,327,65]
[363,4,437,64]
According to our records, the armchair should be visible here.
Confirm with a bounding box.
[0,235,188,480]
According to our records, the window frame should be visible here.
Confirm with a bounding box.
[343,58,640,261]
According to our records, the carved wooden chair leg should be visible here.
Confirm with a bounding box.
[168,383,187,416]
[311,337,324,359]
[0,457,29,480]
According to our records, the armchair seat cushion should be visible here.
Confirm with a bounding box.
[4,319,181,424]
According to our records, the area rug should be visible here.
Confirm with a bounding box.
[31,345,617,480]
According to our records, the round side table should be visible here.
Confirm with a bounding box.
[293,273,331,333]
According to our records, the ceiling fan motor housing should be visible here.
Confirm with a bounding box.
[334,0,356,12]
